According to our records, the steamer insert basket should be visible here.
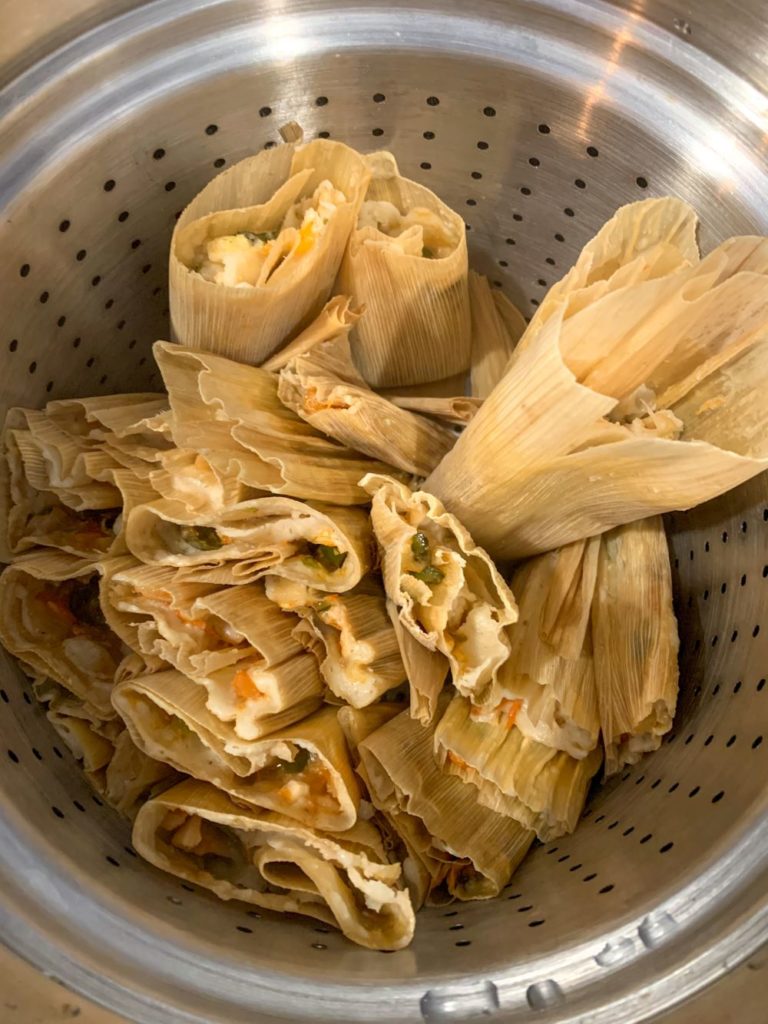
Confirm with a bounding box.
[0,1,767,1021]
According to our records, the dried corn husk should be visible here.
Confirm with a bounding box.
[518,196,700,353]
[426,250,768,558]
[170,140,370,364]
[337,151,470,386]
[0,551,131,717]
[133,779,414,950]
[359,706,534,901]
[289,579,406,708]
[386,599,448,726]
[44,393,170,441]
[378,372,469,402]
[336,704,402,758]
[469,272,520,399]
[336,703,431,908]
[277,331,457,476]
[46,701,116,776]
[125,495,372,592]
[385,394,480,426]
[592,517,679,776]
[2,410,158,558]
[261,294,362,372]
[112,675,357,831]
[492,290,527,345]
[154,340,401,505]
[43,683,173,815]
[362,474,517,703]
[487,544,601,759]
[102,731,178,819]
[149,448,261,513]
[434,695,602,842]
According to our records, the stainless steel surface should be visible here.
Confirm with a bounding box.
[0,1,767,1021]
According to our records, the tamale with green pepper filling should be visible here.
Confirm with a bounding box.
[125,494,372,592]
[133,779,415,950]
[362,474,517,705]
[113,675,358,832]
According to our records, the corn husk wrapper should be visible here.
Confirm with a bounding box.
[125,494,371,592]
[149,448,262,514]
[385,599,448,726]
[107,565,324,733]
[261,294,362,372]
[44,393,170,441]
[133,779,414,950]
[113,675,358,831]
[154,340,401,505]
[362,474,517,703]
[170,140,371,364]
[377,372,469,402]
[517,196,700,354]
[427,246,768,559]
[102,731,178,819]
[277,330,457,476]
[385,394,481,427]
[2,412,158,558]
[359,706,534,901]
[484,543,600,759]
[434,695,602,842]
[337,151,471,386]
[7,408,119,509]
[469,272,521,399]
[288,579,406,708]
[46,700,117,777]
[492,290,527,346]
[592,518,679,776]
[336,704,431,908]
[0,551,132,717]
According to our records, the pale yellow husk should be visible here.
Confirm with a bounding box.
[277,330,457,476]
[170,140,371,364]
[336,703,432,909]
[385,394,481,427]
[288,579,407,708]
[2,408,158,558]
[362,474,517,703]
[337,151,471,386]
[434,695,602,842]
[487,543,601,759]
[492,290,527,345]
[592,517,679,776]
[468,271,520,399]
[125,494,372,592]
[0,551,132,717]
[44,687,174,816]
[132,779,414,950]
[517,196,700,352]
[261,294,362,372]
[426,244,768,559]
[112,674,358,831]
[154,339,401,505]
[377,372,469,401]
[386,599,448,726]
[358,705,534,901]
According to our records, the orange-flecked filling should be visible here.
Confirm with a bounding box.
[232,669,265,703]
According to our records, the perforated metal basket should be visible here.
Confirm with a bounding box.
[1,1,767,1022]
